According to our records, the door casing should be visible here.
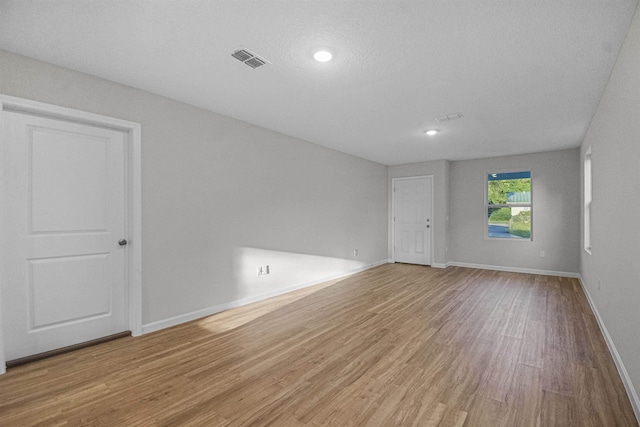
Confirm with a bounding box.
[392,175,434,266]
[0,94,142,374]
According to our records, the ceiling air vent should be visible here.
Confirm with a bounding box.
[231,47,269,69]
[436,112,464,122]
[244,57,266,69]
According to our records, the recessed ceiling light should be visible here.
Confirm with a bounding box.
[425,129,439,136]
[314,50,333,62]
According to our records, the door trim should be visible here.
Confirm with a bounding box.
[0,94,142,374]
[391,175,434,265]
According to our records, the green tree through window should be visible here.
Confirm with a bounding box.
[487,171,531,239]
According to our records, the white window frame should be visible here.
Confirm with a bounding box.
[485,170,533,241]
[584,147,592,254]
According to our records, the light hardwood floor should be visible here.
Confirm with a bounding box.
[0,264,637,426]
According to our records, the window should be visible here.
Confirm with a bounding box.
[487,171,531,239]
[584,148,592,253]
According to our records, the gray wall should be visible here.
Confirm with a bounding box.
[449,149,581,273]
[387,152,581,274]
[388,160,450,266]
[580,2,640,405]
[0,50,389,325]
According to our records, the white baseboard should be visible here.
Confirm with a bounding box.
[431,262,450,269]
[447,261,580,278]
[141,259,391,335]
[578,276,640,424]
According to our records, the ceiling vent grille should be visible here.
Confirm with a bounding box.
[244,57,266,69]
[231,47,269,69]
[436,112,464,122]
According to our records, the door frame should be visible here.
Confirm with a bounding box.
[0,94,142,374]
[391,175,434,266]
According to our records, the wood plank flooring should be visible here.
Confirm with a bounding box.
[0,264,637,426]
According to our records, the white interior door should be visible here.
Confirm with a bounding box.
[1,110,129,361]
[393,176,432,265]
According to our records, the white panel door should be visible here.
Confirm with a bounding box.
[393,177,432,265]
[1,111,128,361]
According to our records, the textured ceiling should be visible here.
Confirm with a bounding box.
[0,0,637,165]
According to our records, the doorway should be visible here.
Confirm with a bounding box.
[392,176,433,266]
[0,95,142,373]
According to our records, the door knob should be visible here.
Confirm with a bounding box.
[118,239,128,246]
[426,225,430,228]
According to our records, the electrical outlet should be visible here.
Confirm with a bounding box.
[257,265,270,276]
[540,250,546,258]
[354,249,358,257]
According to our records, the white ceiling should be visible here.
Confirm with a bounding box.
[0,0,637,165]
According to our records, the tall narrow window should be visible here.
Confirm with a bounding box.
[584,148,592,254]
[487,171,532,239]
